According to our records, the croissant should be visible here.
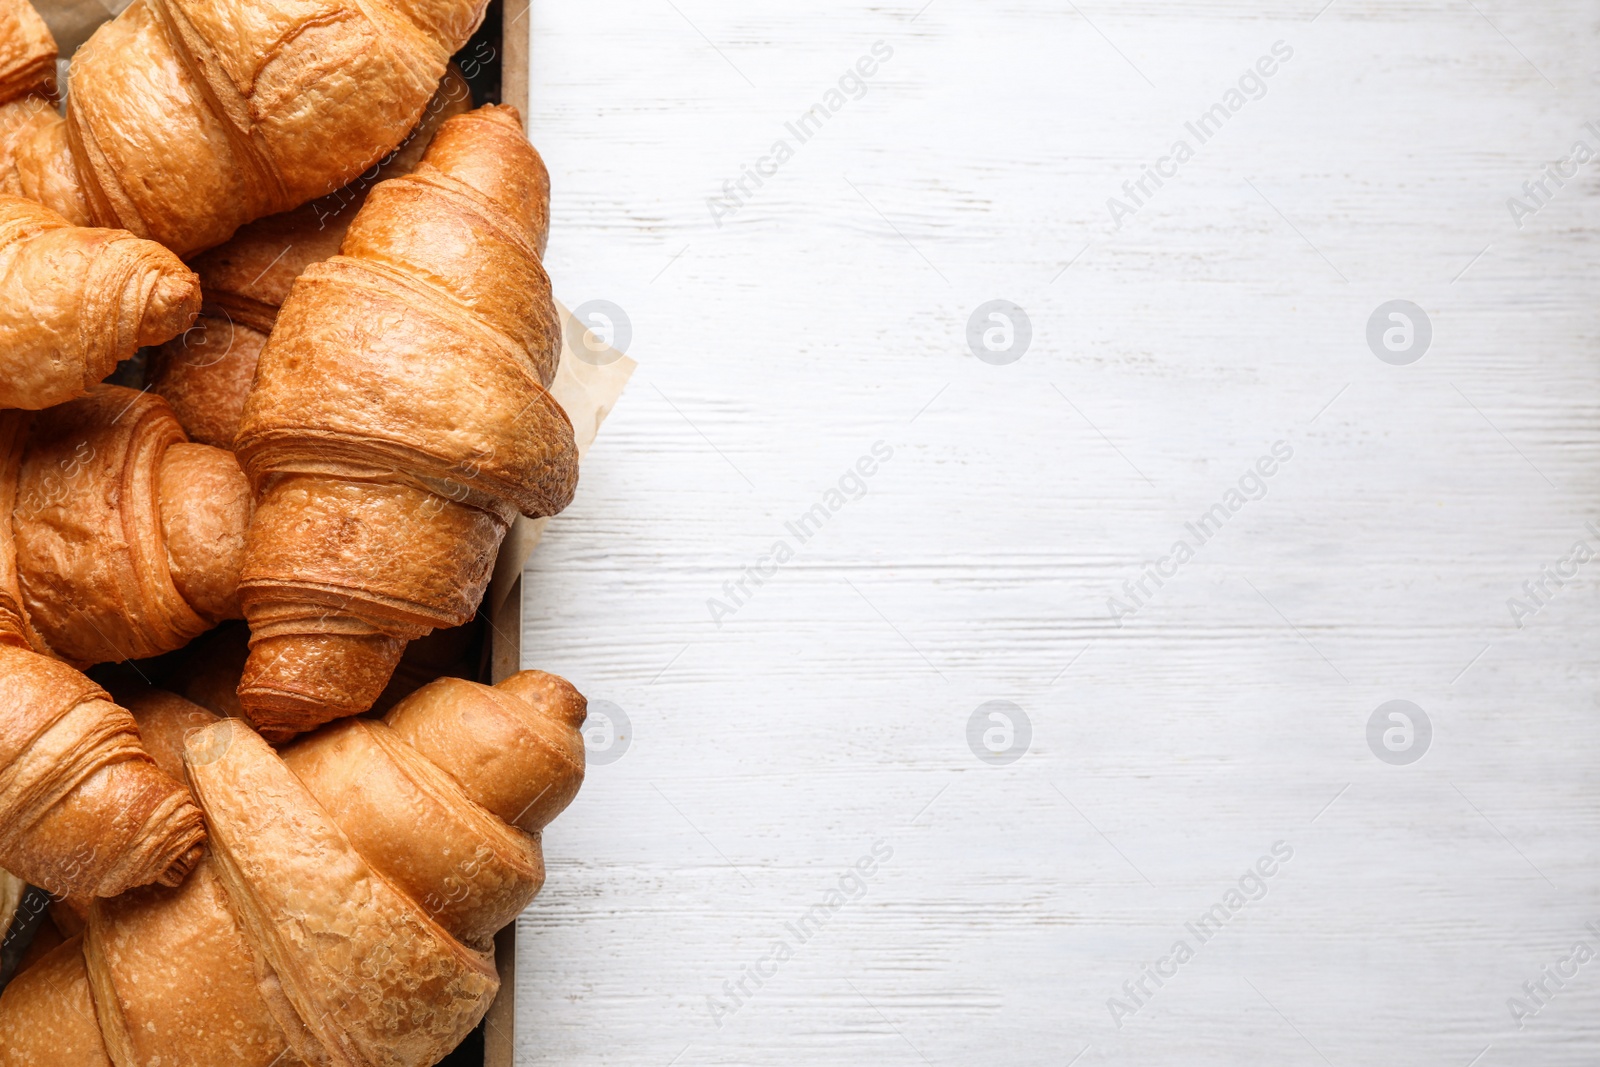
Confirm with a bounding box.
[1,385,251,666]
[0,194,199,409]
[5,0,492,257]
[0,669,587,1067]
[234,104,576,739]
[0,646,205,900]
[149,67,475,448]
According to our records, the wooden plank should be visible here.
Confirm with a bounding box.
[480,570,523,1067]
[482,924,519,1067]
[486,9,526,1064]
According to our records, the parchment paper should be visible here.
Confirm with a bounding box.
[0,870,20,941]
[488,306,635,614]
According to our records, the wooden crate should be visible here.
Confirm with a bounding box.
[10,3,538,1064]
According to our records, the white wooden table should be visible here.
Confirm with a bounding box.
[514,1,1600,1063]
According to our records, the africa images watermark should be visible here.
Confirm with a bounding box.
[1108,441,1294,626]
[707,40,896,227]
[706,839,894,1028]
[1506,121,1600,230]
[1506,520,1600,629]
[1106,40,1295,230]
[1506,921,1600,1030]
[1107,841,1295,1028]
[706,440,894,627]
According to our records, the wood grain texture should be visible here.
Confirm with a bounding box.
[511,1,1600,1064]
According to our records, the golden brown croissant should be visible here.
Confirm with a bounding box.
[0,644,205,900]
[0,194,199,409]
[234,105,576,739]
[1,385,251,666]
[7,0,493,257]
[0,669,586,1067]
[148,67,475,448]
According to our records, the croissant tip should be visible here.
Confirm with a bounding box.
[236,684,360,743]
[495,670,587,729]
[137,268,203,346]
[479,102,523,128]
[237,631,407,738]
[155,841,206,889]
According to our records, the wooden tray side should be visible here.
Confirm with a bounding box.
[489,11,526,1064]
